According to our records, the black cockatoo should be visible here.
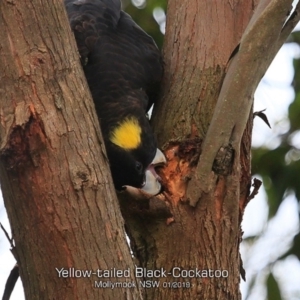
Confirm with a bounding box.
[65,0,165,194]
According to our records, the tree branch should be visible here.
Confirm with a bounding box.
[187,0,298,206]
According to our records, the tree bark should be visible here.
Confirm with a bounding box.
[120,1,256,299]
[0,1,142,299]
[1,0,300,299]
[121,0,300,299]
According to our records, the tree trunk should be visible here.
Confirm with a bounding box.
[121,1,255,299]
[0,1,142,299]
[120,0,300,299]
[1,0,299,299]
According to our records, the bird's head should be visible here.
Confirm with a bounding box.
[106,115,165,194]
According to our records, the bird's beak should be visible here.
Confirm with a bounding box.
[141,148,166,195]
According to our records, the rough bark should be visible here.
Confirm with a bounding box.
[1,0,300,299]
[121,0,300,299]
[0,1,142,299]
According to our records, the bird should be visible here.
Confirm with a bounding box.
[64,0,165,194]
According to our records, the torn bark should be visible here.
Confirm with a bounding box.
[121,0,297,299]
[0,0,297,299]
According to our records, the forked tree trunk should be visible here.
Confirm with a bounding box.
[120,0,300,299]
[1,0,299,299]
[120,1,255,299]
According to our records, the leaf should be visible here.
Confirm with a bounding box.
[266,272,282,300]
[286,30,300,44]
[122,0,166,49]
[254,109,271,128]
[252,146,289,218]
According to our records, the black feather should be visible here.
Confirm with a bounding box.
[65,0,163,189]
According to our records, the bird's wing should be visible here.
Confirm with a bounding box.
[117,11,163,109]
[64,0,121,64]
[65,0,162,110]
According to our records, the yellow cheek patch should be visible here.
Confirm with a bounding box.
[109,117,142,150]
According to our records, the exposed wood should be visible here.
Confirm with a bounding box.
[1,0,298,299]
[123,1,258,299]
[122,0,299,299]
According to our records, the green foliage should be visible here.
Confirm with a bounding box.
[249,32,300,299]
[266,272,283,300]
[252,145,300,218]
[122,0,166,49]
[252,32,300,219]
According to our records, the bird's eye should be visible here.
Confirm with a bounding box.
[135,162,143,174]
